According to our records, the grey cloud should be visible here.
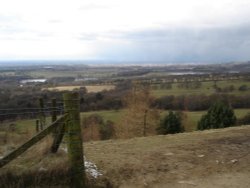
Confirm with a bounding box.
[94,24,250,62]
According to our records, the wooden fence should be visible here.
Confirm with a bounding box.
[0,92,86,188]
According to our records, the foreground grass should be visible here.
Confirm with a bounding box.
[84,125,250,187]
[1,125,249,187]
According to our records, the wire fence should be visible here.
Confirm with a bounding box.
[0,106,64,122]
[0,95,87,187]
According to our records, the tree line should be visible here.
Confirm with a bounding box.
[153,94,250,111]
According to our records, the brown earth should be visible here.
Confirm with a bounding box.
[84,125,250,187]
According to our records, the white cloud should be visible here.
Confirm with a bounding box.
[0,0,250,60]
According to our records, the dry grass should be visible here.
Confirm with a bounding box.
[0,131,111,187]
[46,85,115,93]
[0,135,70,187]
[1,124,250,187]
[84,125,250,187]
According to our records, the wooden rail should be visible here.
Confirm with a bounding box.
[0,114,67,168]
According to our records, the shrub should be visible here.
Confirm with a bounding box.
[157,111,184,134]
[82,114,115,141]
[197,102,236,130]
[238,85,248,91]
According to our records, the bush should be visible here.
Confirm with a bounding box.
[197,102,236,130]
[238,85,248,91]
[82,114,115,141]
[157,111,184,134]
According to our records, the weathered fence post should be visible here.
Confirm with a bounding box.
[51,98,57,138]
[51,98,57,123]
[36,119,40,133]
[39,98,46,130]
[63,92,86,188]
[50,98,65,153]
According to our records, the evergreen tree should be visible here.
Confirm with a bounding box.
[157,111,184,134]
[197,102,236,130]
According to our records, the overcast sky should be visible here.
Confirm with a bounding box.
[1,0,250,62]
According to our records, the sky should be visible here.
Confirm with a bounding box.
[1,0,250,63]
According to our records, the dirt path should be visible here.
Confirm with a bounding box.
[84,125,250,187]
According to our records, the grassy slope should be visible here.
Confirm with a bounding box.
[85,125,250,187]
[1,124,249,187]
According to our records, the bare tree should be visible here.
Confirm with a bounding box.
[116,83,160,138]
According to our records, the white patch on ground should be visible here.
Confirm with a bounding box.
[0,155,3,159]
[230,159,238,164]
[197,154,205,158]
[59,146,102,178]
[61,147,68,153]
[84,157,103,178]
[39,167,48,172]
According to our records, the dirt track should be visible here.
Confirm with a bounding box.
[85,125,250,187]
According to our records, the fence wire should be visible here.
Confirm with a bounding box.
[0,106,64,122]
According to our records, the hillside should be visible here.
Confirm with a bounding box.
[1,125,250,187]
[84,125,250,187]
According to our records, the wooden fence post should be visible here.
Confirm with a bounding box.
[51,98,57,123]
[39,98,46,130]
[63,92,86,188]
[51,98,57,138]
[50,98,65,153]
[36,119,40,133]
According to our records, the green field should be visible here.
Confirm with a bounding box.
[2,108,249,135]
[81,110,124,123]
[81,108,250,132]
[152,80,250,97]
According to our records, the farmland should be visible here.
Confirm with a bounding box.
[151,79,250,97]
[46,85,115,93]
[1,62,250,187]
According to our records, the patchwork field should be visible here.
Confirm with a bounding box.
[46,85,115,92]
